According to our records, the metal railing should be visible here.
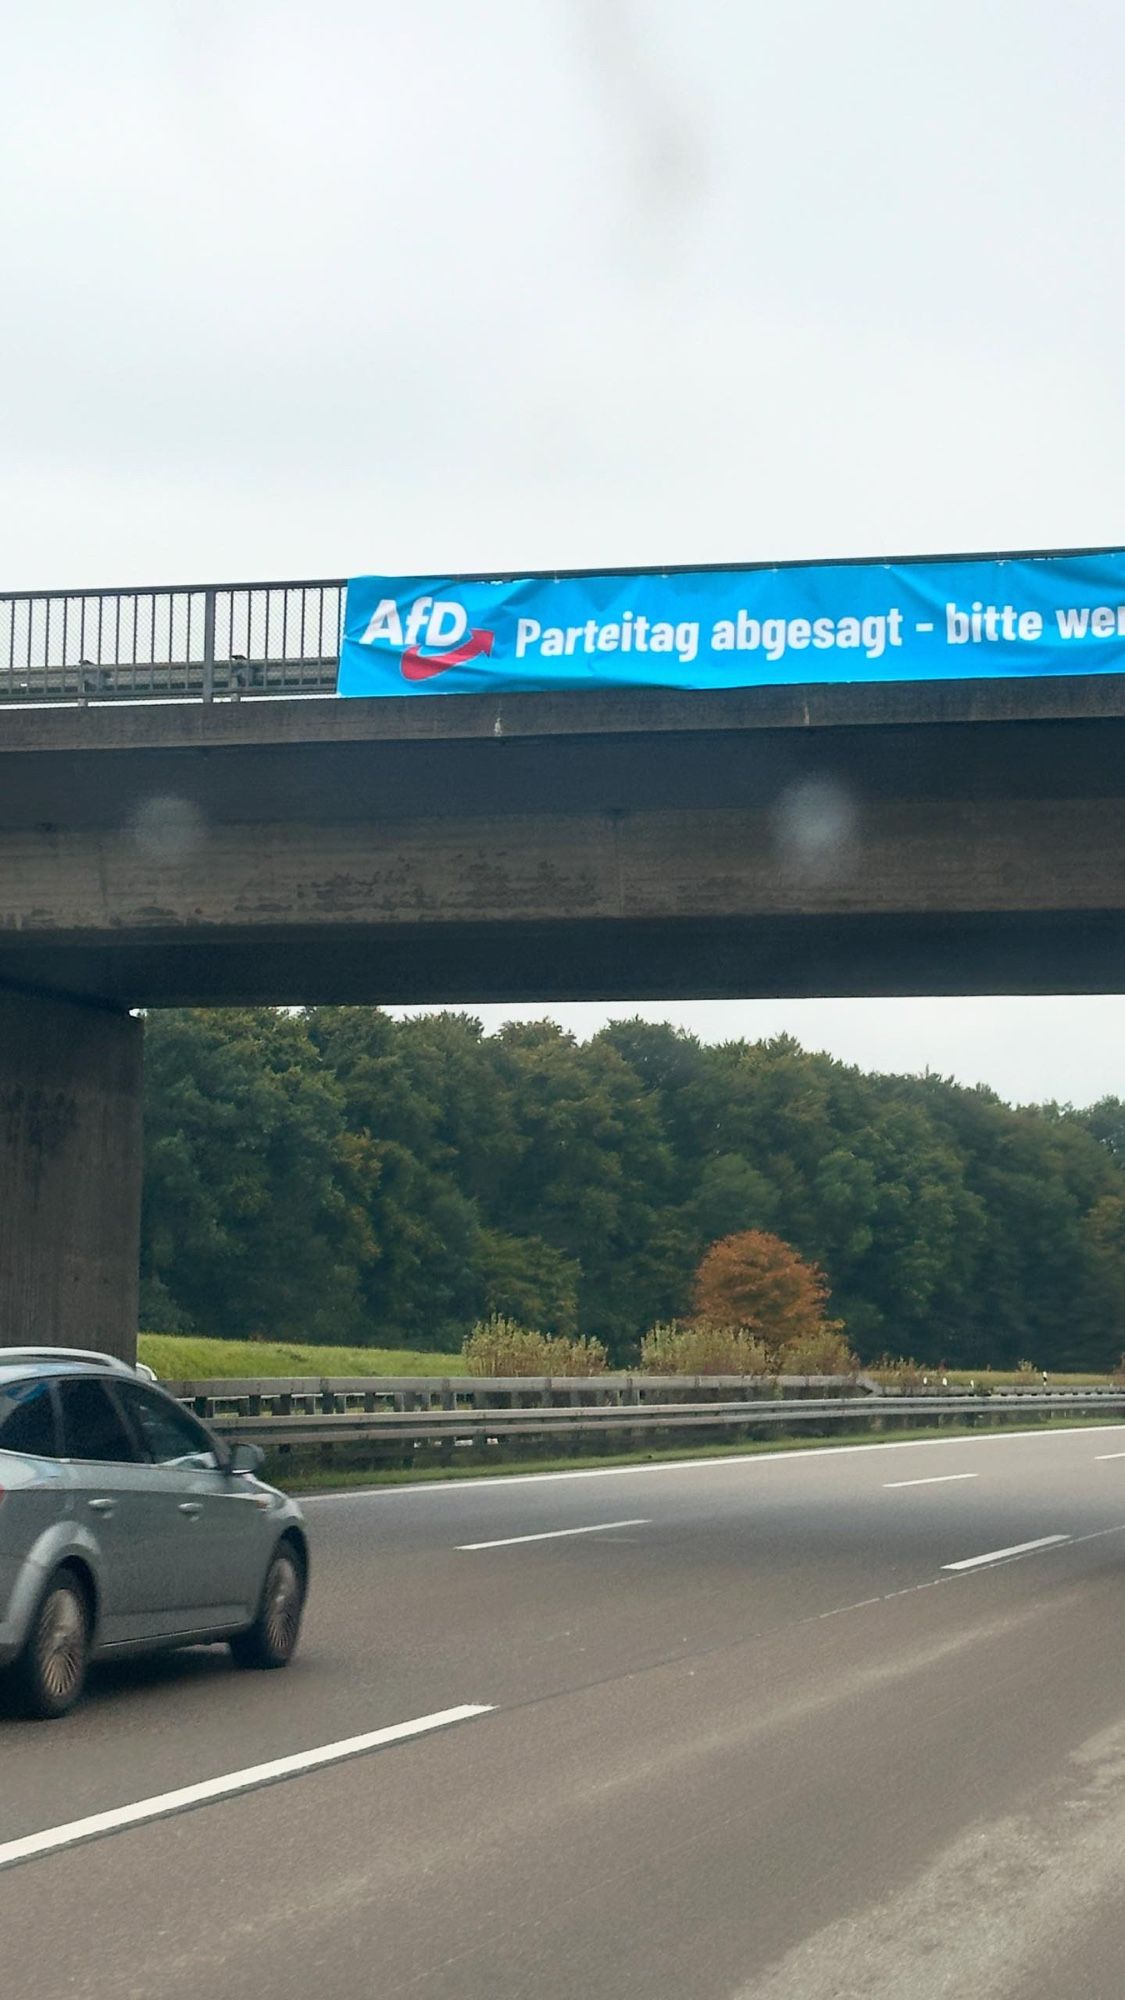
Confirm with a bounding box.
[167,1372,884,1420]
[163,1374,1125,1453]
[194,1389,1125,1451]
[0,579,344,703]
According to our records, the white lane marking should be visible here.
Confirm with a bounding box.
[813,1521,1125,1626]
[458,1518,649,1551]
[0,1704,493,1875]
[817,1594,885,1619]
[301,1425,1125,1502]
[942,1534,1070,1573]
[1095,1451,1125,1460]
[884,1473,980,1489]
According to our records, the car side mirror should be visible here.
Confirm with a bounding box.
[228,1440,266,1475]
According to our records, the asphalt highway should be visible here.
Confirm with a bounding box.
[7,1425,1125,1998]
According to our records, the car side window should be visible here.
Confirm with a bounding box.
[57,1377,143,1464]
[0,1377,59,1458]
[114,1383,219,1470]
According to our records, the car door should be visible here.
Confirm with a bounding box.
[55,1374,182,1646]
[0,1375,69,1623]
[113,1382,269,1630]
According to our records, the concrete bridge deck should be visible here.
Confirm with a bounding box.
[3,675,1125,1008]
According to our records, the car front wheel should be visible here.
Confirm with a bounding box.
[230,1543,306,1670]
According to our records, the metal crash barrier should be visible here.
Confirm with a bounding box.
[161,1375,1125,1453]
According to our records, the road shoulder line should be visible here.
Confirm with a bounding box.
[301,1425,1125,1503]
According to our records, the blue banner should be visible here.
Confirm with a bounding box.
[339,549,1125,697]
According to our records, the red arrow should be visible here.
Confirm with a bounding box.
[401,627,495,682]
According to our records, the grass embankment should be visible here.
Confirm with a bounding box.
[139,1338,1123,1393]
[138,1334,468,1380]
[270,1413,1125,1494]
[139,1337,1122,1393]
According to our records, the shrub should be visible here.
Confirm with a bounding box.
[775,1327,859,1376]
[869,1354,927,1390]
[462,1315,607,1376]
[640,1319,772,1375]
[544,1335,609,1376]
[463,1315,541,1374]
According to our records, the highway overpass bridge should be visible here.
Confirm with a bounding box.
[4,576,1125,1360]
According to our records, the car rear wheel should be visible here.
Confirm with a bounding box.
[10,1567,91,1719]
[229,1542,305,1670]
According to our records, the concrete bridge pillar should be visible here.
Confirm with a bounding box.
[0,991,142,1363]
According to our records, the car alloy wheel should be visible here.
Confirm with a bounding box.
[36,1582,87,1704]
[230,1541,306,1671]
[263,1551,303,1660]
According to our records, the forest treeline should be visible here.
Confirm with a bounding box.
[140,1008,1125,1369]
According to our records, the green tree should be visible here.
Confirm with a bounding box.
[474,1228,580,1336]
[494,1022,683,1358]
[306,1008,488,1348]
[141,1010,374,1341]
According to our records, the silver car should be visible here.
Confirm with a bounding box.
[0,1350,308,1719]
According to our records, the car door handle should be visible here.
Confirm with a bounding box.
[178,1502,203,1518]
[87,1498,115,1516]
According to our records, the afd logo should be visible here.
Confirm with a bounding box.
[358,596,495,682]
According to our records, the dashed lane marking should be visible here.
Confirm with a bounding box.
[943,1535,1071,1573]
[0,1704,494,1875]
[458,1518,650,1551]
[884,1474,980,1489]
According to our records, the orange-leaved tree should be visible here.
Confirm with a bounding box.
[692,1230,849,1363]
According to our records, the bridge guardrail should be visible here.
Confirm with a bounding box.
[1,579,344,704]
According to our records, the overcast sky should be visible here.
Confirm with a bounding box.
[5,0,1125,1105]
